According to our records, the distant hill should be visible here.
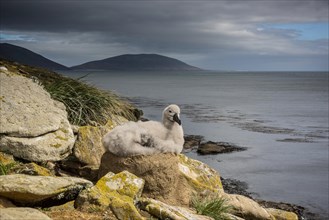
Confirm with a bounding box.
[0,43,69,70]
[71,54,201,71]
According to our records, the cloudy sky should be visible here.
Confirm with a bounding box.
[1,0,328,71]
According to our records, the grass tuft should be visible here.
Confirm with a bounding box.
[0,162,17,175]
[44,77,138,126]
[192,194,232,220]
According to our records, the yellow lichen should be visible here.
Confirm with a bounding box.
[76,171,145,220]
[178,154,223,192]
[30,163,53,176]
[55,135,69,141]
[50,143,62,148]
[0,152,15,165]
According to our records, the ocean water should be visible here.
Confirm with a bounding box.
[63,70,328,218]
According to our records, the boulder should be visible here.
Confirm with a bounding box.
[139,197,213,220]
[0,207,52,220]
[75,171,144,220]
[0,70,75,162]
[197,141,246,155]
[0,174,92,206]
[222,194,273,220]
[73,115,128,166]
[11,162,53,176]
[265,208,298,220]
[183,135,204,150]
[98,153,223,206]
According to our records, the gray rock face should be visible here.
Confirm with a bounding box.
[0,70,75,161]
[0,174,93,206]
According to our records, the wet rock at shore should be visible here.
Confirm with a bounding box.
[183,135,204,150]
[198,141,247,155]
[184,135,246,155]
[221,177,256,198]
[222,177,315,220]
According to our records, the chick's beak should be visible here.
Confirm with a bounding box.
[173,113,181,125]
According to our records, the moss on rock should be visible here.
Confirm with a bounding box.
[75,171,145,220]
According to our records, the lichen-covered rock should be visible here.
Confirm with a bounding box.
[73,116,128,166]
[76,171,144,220]
[178,154,223,192]
[0,207,52,220]
[0,70,75,162]
[266,208,298,220]
[12,162,53,176]
[98,153,223,206]
[0,174,92,206]
[0,120,75,162]
[139,197,213,220]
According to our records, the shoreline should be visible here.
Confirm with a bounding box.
[183,134,323,220]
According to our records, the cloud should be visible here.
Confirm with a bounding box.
[1,0,328,70]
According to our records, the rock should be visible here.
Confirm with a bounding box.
[139,197,214,220]
[43,207,117,220]
[12,162,53,176]
[73,125,107,166]
[257,200,308,220]
[0,70,69,137]
[59,157,99,181]
[197,141,246,155]
[178,154,223,192]
[98,153,290,220]
[0,174,92,206]
[0,120,75,162]
[0,71,75,162]
[76,171,144,220]
[222,194,272,220]
[98,153,223,206]
[265,208,298,220]
[0,66,8,71]
[221,177,255,198]
[48,200,75,211]
[183,135,204,150]
[0,207,52,220]
[72,116,128,166]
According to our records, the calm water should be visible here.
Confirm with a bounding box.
[63,70,328,218]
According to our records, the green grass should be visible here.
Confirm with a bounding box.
[44,77,138,126]
[192,194,232,220]
[0,59,140,126]
[0,162,17,175]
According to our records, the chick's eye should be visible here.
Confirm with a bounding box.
[168,110,172,113]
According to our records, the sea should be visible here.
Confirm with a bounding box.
[62,70,329,218]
